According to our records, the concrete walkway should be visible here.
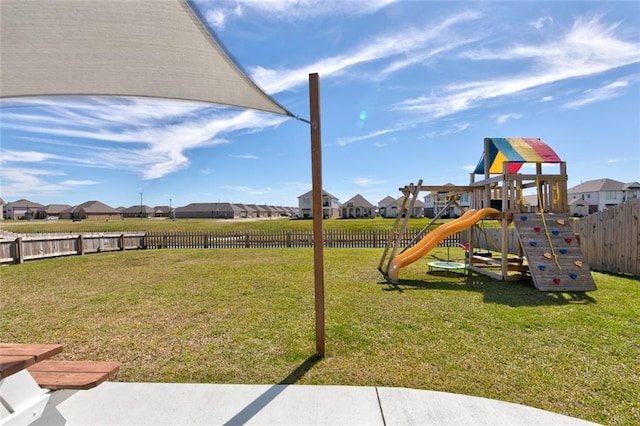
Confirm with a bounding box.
[33,382,599,425]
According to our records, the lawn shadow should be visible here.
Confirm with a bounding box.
[222,354,322,425]
[378,273,597,307]
[278,354,323,385]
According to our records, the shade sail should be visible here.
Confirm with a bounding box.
[474,138,562,174]
[0,0,292,116]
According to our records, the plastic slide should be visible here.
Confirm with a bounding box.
[386,207,500,283]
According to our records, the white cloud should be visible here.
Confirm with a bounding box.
[250,10,482,94]
[530,16,553,30]
[59,180,100,186]
[563,80,630,109]
[230,154,259,160]
[1,99,289,180]
[347,177,386,187]
[199,0,394,28]
[394,15,640,119]
[540,96,555,102]
[425,122,470,138]
[337,128,399,146]
[0,150,58,163]
[495,113,522,124]
[0,167,71,197]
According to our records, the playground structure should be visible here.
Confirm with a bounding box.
[378,137,596,292]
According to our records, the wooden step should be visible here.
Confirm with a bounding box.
[27,360,121,390]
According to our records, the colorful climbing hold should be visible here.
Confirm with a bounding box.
[530,241,537,247]
[553,278,561,284]
[564,238,572,244]
[521,215,528,221]
[557,219,565,225]
[533,227,541,232]
[559,249,568,254]
[574,260,583,268]
[539,265,546,271]
[543,252,552,259]
[552,230,560,236]
[570,273,578,280]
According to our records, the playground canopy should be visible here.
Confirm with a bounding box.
[0,0,292,117]
[474,137,562,175]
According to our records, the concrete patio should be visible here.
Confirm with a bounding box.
[32,382,599,425]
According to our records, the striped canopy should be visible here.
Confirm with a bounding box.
[474,138,562,174]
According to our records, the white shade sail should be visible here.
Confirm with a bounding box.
[0,0,292,116]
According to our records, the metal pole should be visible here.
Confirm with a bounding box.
[309,73,325,356]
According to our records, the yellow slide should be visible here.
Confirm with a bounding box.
[386,207,500,283]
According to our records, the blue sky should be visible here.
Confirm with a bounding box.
[1,0,639,209]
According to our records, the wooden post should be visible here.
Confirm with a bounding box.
[309,73,325,357]
[483,138,491,209]
[78,234,84,255]
[501,163,509,280]
[120,234,125,251]
[16,237,24,264]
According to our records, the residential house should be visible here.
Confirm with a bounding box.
[122,205,156,218]
[246,204,269,218]
[0,198,4,220]
[379,196,425,218]
[60,201,121,220]
[297,190,340,219]
[377,196,396,218]
[3,199,45,220]
[282,206,298,217]
[341,194,375,218]
[174,202,244,219]
[568,179,640,215]
[423,184,470,218]
[233,204,257,218]
[153,205,172,218]
[43,204,73,218]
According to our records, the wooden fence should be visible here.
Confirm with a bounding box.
[0,232,145,264]
[141,229,462,249]
[573,198,639,276]
[0,229,461,264]
[1,200,638,277]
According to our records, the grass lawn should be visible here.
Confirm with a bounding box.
[0,216,447,233]
[1,247,638,425]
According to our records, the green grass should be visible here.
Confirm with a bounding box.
[1,248,638,425]
[1,216,443,233]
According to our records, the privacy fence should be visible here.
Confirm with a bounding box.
[0,229,461,264]
[1,198,638,277]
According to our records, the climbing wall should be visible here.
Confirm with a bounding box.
[513,213,596,292]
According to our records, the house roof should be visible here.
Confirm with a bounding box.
[234,204,257,213]
[569,198,588,206]
[122,205,155,214]
[297,190,338,200]
[176,202,243,213]
[44,204,72,214]
[568,178,625,193]
[70,200,119,214]
[342,194,375,208]
[246,204,269,213]
[5,199,45,208]
[378,196,396,207]
[474,138,562,174]
[623,181,640,190]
